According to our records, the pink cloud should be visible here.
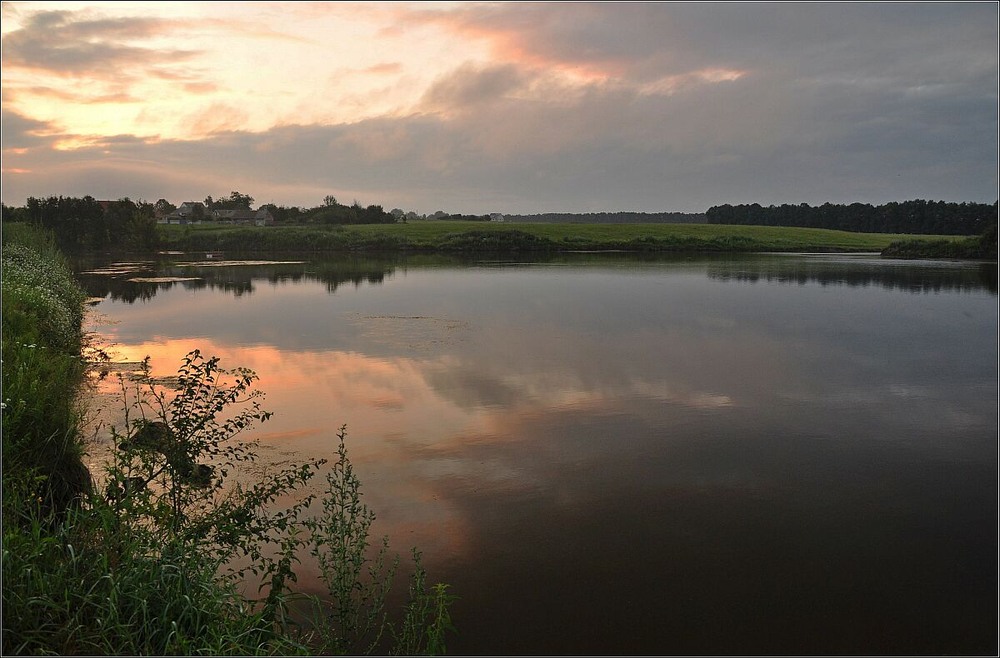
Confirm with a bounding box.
[183,103,252,137]
[17,85,139,105]
[398,4,637,83]
[363,62,404,75]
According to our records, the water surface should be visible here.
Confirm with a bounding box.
[78,253,998,655]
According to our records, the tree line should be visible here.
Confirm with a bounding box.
[1,196,159,252]
[705,200,998,235]
[0,192,400,252]
[258,195,394,225]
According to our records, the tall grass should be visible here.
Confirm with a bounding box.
[2,512,306,656]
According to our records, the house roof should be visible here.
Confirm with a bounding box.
[170,201,205,217]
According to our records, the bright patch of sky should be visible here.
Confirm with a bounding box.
[1,2,495,139]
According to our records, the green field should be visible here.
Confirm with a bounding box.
[158,220,966,254]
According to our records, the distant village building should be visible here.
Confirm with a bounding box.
[160,201,206,224]
[212,208,276,225]
[159,202,274,226]
[212,208,256,224]
[254,208,275,226]
[489,213,505,222]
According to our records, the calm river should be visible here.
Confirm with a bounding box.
[76,252,997,655]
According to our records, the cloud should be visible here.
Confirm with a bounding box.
[405,3,997,93]
[402,3,758,85]
[1,10,199,76]
[182,103,253,137]
[2,78,996,214]
[420,62,530,113]
[363,62,404,75]
[17,85,139,105]
[0,6,216,123]
[0,110,60,149]
[1,3,995,213]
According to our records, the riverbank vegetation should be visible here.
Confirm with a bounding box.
[882,224,998,260]
[1,225,454,655]
[1,223,90,519]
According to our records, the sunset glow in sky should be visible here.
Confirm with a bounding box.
[2,1,997,214]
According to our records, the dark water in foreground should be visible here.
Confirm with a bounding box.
[77,253,998,655]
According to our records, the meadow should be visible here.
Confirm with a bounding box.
[157,221,964,254]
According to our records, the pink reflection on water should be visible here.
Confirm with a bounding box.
[82,322,735,583]
[84,336,492,564]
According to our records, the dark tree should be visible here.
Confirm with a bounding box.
[705,200,997,235]
[210,191,255,211]
[154,199,177,217]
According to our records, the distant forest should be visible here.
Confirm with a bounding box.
[705,200,997,235]
[505,212,706,224]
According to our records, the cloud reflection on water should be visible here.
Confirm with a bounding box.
[79,255,998,654]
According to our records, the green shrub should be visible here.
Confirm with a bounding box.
[303,427,457,655]
[3,351,456,655]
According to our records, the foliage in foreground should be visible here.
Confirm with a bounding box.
[3,341,455,654]
[2,227,453,654]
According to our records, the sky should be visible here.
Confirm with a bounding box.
[1,1,997,215]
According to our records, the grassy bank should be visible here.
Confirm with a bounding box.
[1,223,91,519]
[158,221,958,254]
[1,226,453,655]
[882,228,997,260]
